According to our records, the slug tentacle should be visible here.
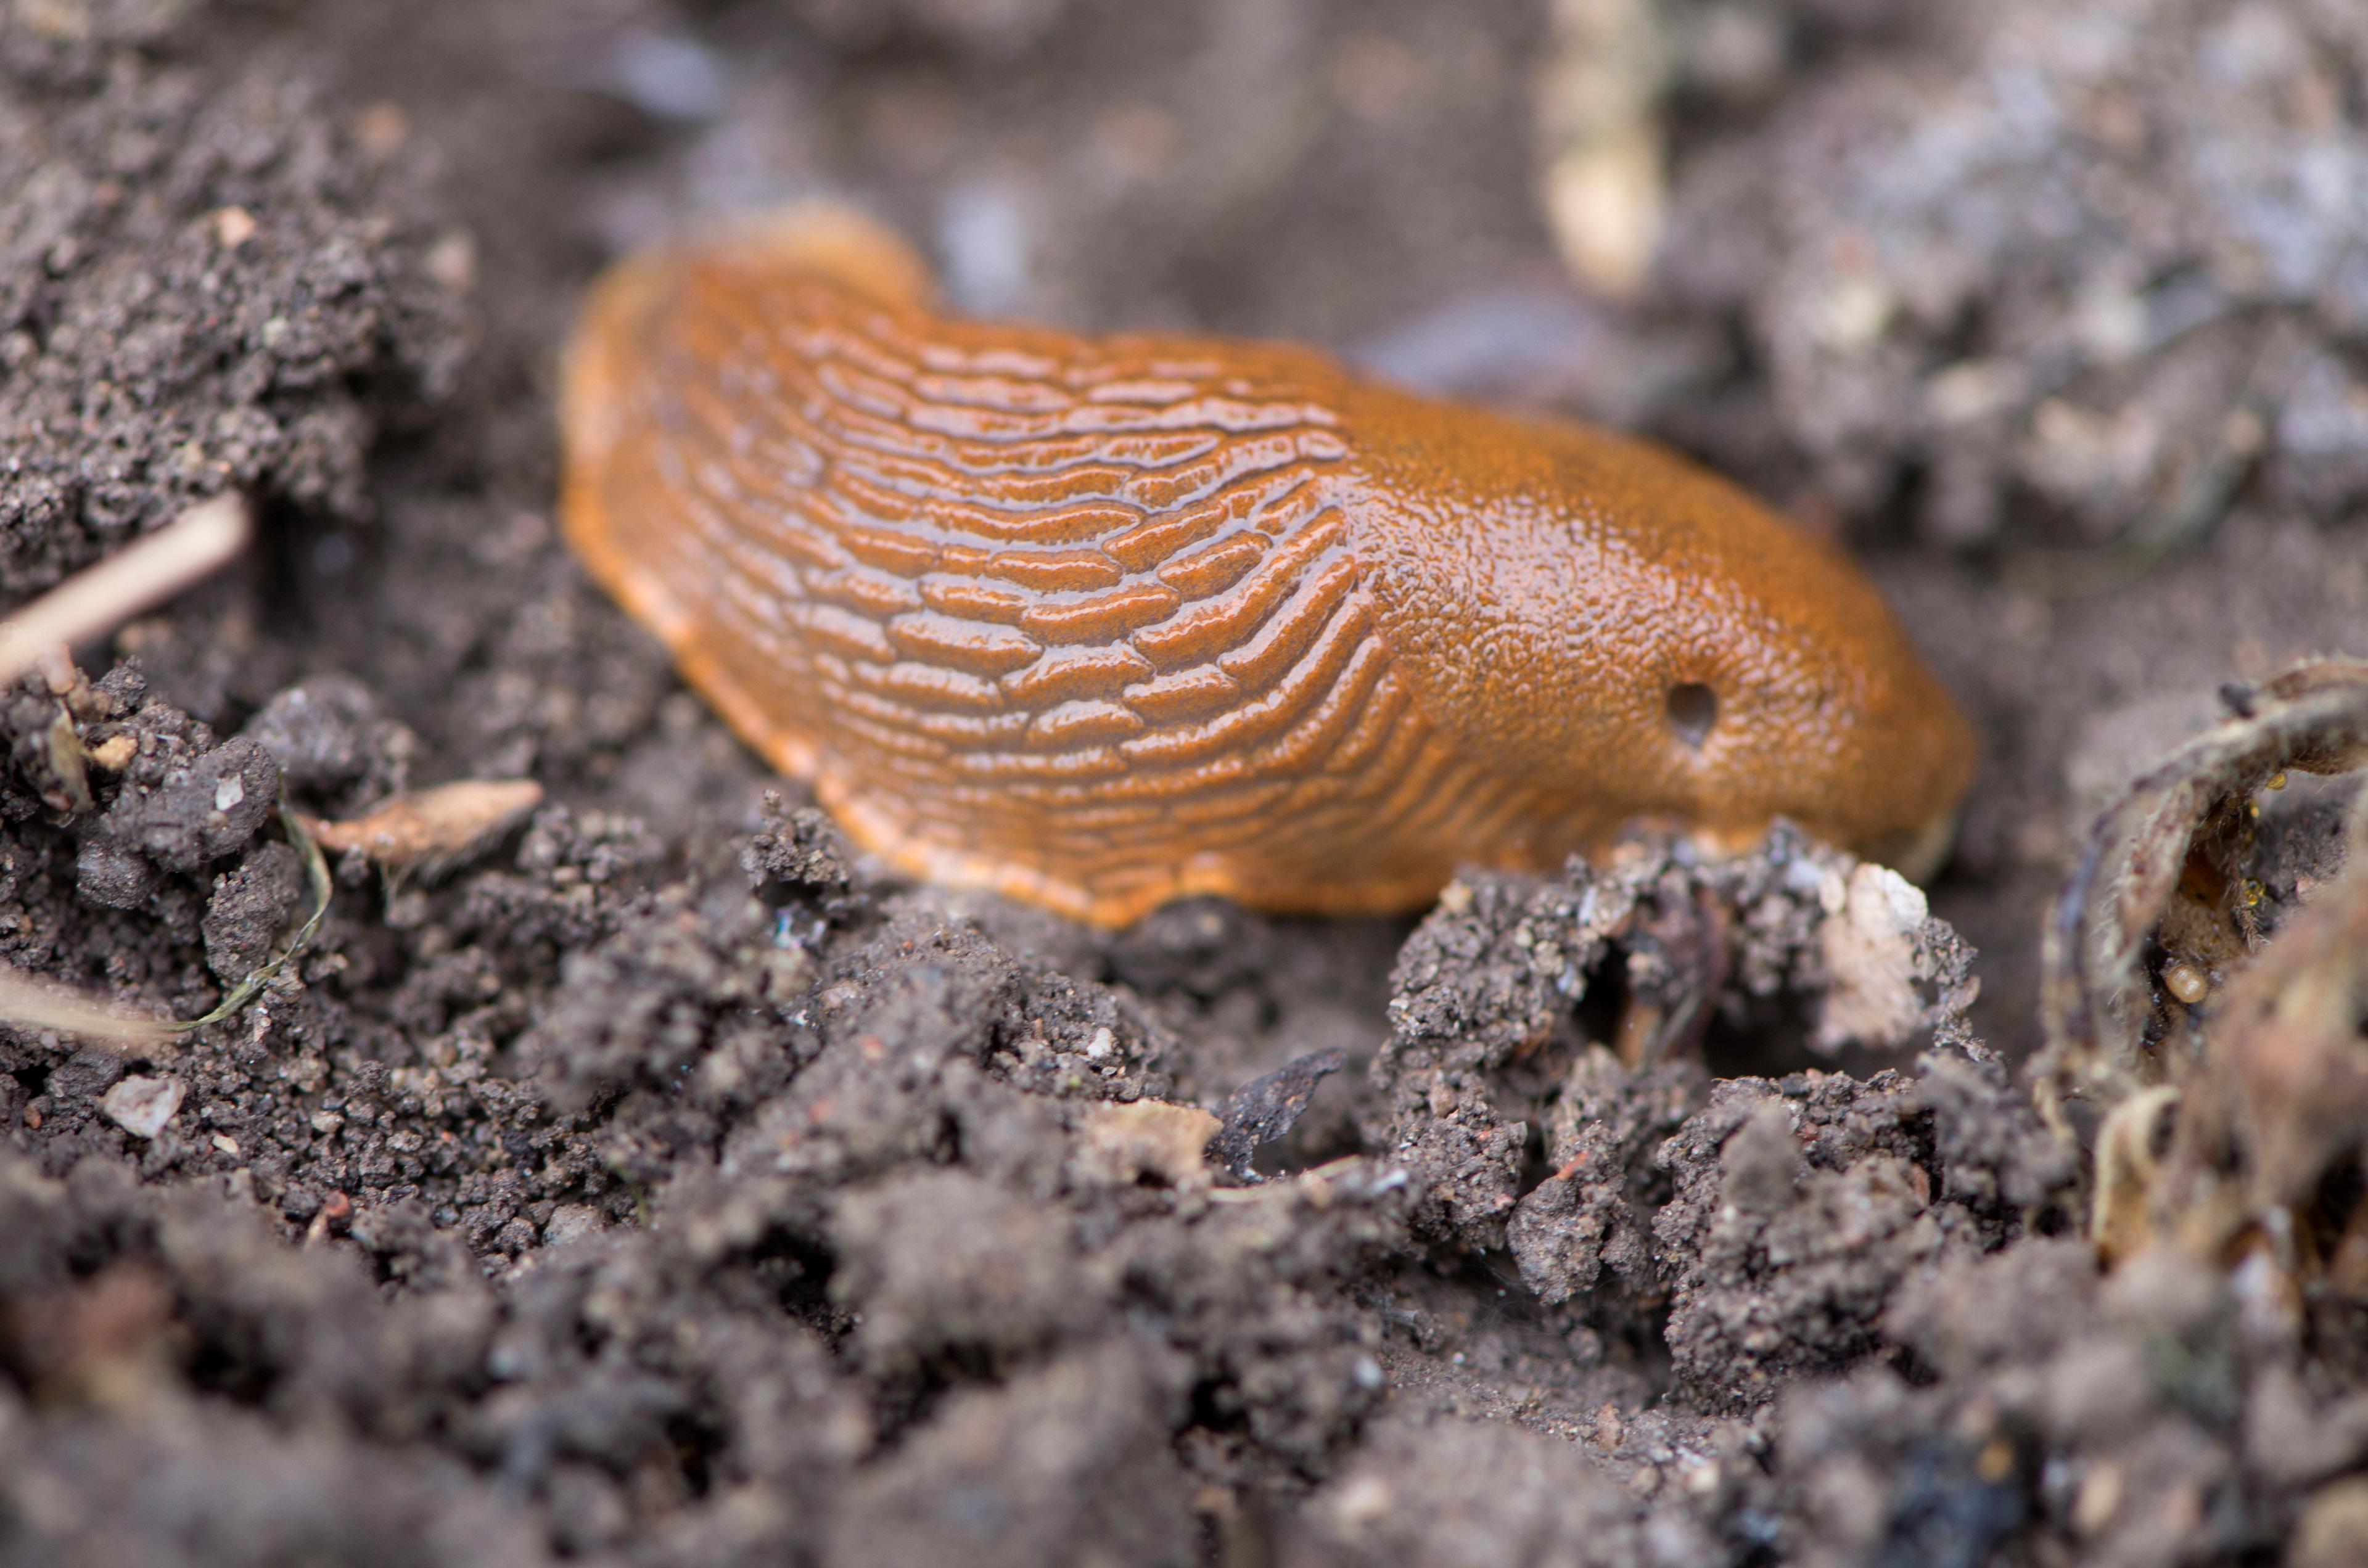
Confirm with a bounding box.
[561,208,1975,926]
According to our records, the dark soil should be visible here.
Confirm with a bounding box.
[2,1,2366,1564]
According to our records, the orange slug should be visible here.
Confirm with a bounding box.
[559,207,1976,926]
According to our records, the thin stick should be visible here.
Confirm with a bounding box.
[0,493,252,686]
[0,493,258,1052]
[0,808,333,1054]
[0,967,178,1049]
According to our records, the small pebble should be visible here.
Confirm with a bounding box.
[607,30,727,121]
[352,101,409,156]
[210,206,257,250]
[544,1204,610,1245]
[426,232,477,294]
[2074,1462,2123,1534]
[101,1075,184,1139]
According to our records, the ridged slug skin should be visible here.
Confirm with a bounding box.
[561,210,1976,926]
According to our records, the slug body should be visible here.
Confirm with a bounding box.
[561,212,1975,926]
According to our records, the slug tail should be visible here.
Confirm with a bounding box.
[558,209,938,789]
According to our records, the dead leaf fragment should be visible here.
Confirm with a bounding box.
[1208,1046,1348,1179]
[2090,1086,2179,1267]
[2041,658,2368,1094]
[2174,821,2368,1214]
[2037,659,2368,1287]
[303,779,542,877]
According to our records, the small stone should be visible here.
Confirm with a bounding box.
[742,793,853,890]
[1542,136,1665,299]
[2293,1477,2368,1568]
[543,1204,611,1245]
[353,101,409,156]
[1721,1101,1800,1213]
[1075,1100,1220,1190]
[425,232,477,294]
[100,1075,184,1139]
[242,677,385,789]
[1331,1474,1394,1531]
[202,839,304,982]
[2073,1462,2123,1535]
[210,205,257,250]
[1814,861,1931,1049]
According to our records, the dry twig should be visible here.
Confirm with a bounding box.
[0,967,179,1050]
[0,494,251,686]
[301,779,544,880]
[0,493,258,1051]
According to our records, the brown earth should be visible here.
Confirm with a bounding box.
[2,1,2367,1564]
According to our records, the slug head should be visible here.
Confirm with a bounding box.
[1345,397,1976,877]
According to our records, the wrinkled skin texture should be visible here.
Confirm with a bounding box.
[561,212,1975,925]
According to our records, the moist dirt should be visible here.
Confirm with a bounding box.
[2,2,2367,1564]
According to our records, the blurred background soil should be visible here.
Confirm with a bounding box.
[1,1,2366,1564]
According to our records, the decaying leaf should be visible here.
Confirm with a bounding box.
[302,779,543,880]
[1208,1046,1348,1180]
[2146,800,2368,1281]
[2090,1085,2179,1267]
[2183,811,2368,1207]
[2040,658,2368,1102]
[2037,659,2368,1296]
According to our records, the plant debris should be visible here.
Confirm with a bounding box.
[300,778,543,879]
